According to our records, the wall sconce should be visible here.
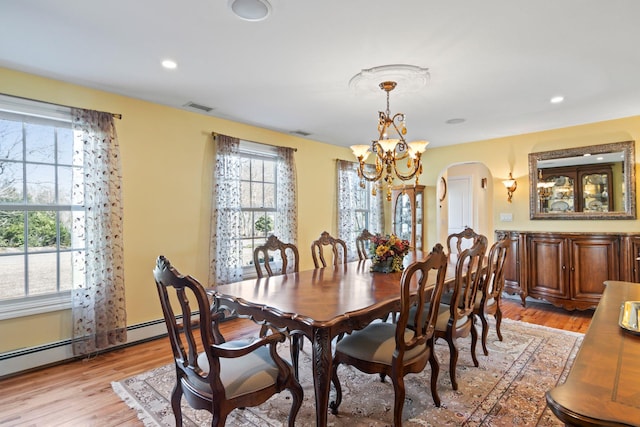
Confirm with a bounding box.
[502,172,517,203]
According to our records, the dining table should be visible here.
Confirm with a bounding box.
[211,250,462,427]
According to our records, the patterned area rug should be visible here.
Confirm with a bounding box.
[112,319,583,426]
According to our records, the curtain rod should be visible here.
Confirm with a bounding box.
[1,93,122,120]
[211,132,297,151]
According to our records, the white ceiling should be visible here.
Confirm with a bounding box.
[2,0,640,149]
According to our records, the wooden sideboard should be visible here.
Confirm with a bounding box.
[495,231,640,310]
[546,280,640,426]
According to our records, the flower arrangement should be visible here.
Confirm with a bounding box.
[370,233,411,273]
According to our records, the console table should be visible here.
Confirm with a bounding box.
[546,280,640,426]
[495,231,640,310]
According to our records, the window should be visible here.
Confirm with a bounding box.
[212,135,297,284]
[0,98,83,318]
[337,160,383,261]
[239,147,278,270]
[353,176,372,233]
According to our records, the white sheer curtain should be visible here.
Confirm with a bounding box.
[210,134,243,285]
[337,160,383,261]
[71,108,126,356]
[275,146,298,246]
[210,138,297,283]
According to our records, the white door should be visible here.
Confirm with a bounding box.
[448,176,473,239]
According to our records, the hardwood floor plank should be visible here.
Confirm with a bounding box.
[0,304,590,426]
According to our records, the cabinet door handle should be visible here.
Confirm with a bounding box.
[562,265,566,270]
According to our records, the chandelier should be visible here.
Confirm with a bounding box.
[350,80,428,201]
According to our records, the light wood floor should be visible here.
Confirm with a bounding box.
[0,298,593,426]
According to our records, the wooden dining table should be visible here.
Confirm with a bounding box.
[211,250,461,427]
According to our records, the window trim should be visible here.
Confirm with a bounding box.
[0,291,72,320]
[0,95,79,318]
[238,141,279,274]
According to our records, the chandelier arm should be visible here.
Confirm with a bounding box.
[356,154,384,182]
[389,120,408,148]
[392,156,422,181]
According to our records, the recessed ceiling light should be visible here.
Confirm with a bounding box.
[446,118,466,125]
[162,59,177,70]
[550,95,564,104]
[228,0,272,21]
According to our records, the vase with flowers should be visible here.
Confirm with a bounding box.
[369,233,411,273]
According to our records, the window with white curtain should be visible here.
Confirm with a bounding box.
[0,96,82,318]
[211,136,297,284]
[239,145,279,269]
[337,160,383,261]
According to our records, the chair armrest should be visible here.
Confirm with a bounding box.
[210,331,286,358]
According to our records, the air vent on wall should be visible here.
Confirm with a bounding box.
[183,102,214,113]
[290,130,311,137]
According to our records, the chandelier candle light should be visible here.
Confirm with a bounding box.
[351,81,429,201]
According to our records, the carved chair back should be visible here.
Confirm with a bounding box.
[253,235,299,278]
[311,231,348,268]
[446,227,482,260]
[355,228,374,261]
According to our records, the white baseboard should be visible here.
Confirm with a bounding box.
[0,319,169,378]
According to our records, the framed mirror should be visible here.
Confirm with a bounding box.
[529,141,636,220]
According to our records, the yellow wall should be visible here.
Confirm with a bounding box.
[1,67,639,354]
[0,67,351,352]
[422,120,640,250]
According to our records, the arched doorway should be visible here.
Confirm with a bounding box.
[436,162,494,247]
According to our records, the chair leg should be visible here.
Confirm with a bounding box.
[470,319,479,368]
[211,404,229,427]
[329,361,343,414]
[495,306,503,341]
[479,311,490,356]
[445,334,459,391]
[170,380,184,426]
[391,375,406,427]
[428,342,441,407]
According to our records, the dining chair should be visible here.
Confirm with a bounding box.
[311,231,348,268]
[152,256,303,427]
[355,228,374,260]
[435,234,487,390]
[252,235,304,377]
[329,244,449,426]
[474,237,510,355]
[446,227,482,260]
[253,234,300,278]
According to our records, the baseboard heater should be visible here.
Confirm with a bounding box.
[1,317,173,379]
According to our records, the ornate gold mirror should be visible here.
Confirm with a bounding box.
[529,141,636,220]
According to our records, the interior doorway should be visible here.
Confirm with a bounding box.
[437,162,494,248]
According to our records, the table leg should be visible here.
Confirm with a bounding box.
[311,328,332,427]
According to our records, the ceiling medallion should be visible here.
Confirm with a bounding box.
[349,64,430,96]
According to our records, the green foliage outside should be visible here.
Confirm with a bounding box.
[255,215,274,234]
[0,210,70,248]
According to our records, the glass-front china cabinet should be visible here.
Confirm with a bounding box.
[392,185,424,251]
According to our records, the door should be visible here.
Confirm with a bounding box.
[448,176,473,238]
[570,236,618,302]
[527,234,569,300]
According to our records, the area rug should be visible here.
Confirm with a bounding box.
[112,318,583,426]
